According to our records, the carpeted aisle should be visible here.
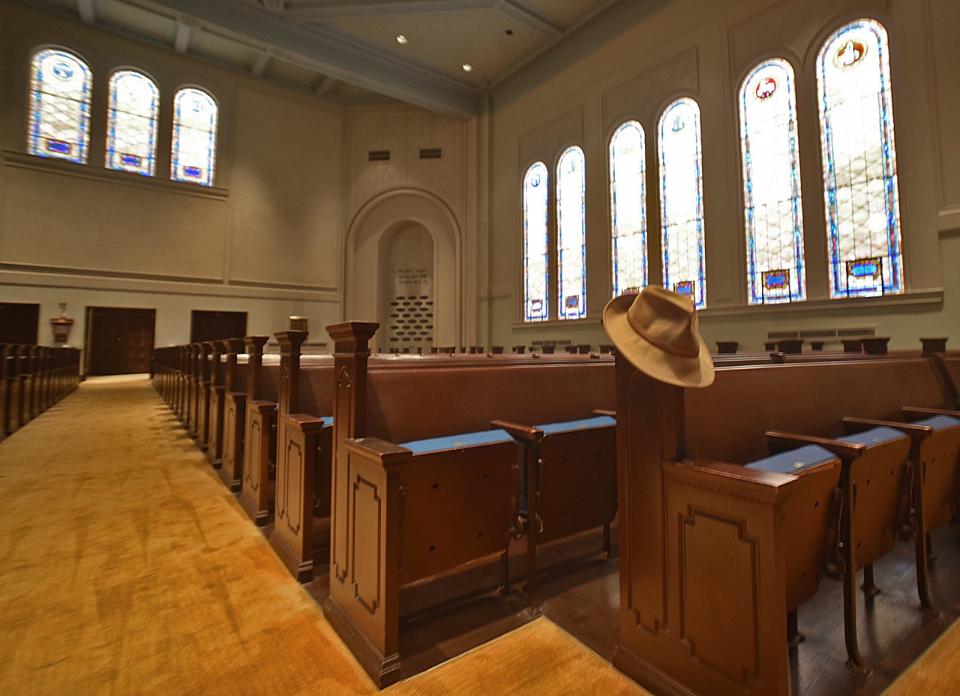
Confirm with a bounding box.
[0,376,648,695]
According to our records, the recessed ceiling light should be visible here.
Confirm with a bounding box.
[462,63,473,72]
[396,34,408,44]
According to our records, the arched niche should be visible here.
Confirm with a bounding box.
[344,189,461,349]
[378,223,435,352]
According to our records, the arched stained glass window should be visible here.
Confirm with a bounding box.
[740,59,805,304]
[557,146,587,320]
[609,121,647,297]
[523,162,549,322]
[106,70,159,176]
[28,48,92,164]
[817,20,903,298]
[658,98,706,308]
[171,87,218,187]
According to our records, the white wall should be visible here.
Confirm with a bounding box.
[485,0,960,352]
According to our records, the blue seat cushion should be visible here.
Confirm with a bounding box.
[745,445,836,474]
[319,416,334,427]
[536,415,616,435]
[401,428,514,455]
[836,426,908,447]
[913,415,960,431]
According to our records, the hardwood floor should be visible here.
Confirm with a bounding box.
[299,521,959,693]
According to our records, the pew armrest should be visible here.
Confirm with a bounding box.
[250,399,276,414]
[668,459,795,504]
[593,409,617,419]
[765,430,866,461]
[491,419,541,442]
[288,413,329,434]
[344,437,412,470]
[902,406,960,419]
[842,416,933,446]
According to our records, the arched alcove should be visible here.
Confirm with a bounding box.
[344,189,461,350]
[378,223,435,352]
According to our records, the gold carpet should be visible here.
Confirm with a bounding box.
[884,617,960,695]
[0,376,648,695]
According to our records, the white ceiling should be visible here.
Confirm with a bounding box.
[25,0,625,116]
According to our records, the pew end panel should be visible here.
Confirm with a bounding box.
[220,392,246,491]
[269,414,333,583]
[324,436,407,689]
[239,400,277,525]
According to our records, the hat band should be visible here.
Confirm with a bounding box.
[626,309,700,359]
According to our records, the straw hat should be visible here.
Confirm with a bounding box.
[602,286,715,388]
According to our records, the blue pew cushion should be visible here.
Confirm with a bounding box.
[401,428,514,455]
[536,415,616,435]
[745,445,836,474]
[836,426,908,447]
[913,415,960,431]
[319,416,334,427]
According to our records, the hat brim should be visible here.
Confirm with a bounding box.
[602,294,715,389]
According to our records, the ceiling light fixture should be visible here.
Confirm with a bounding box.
[396,34,408,44]
[462,63,473,72]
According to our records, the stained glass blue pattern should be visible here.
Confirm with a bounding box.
[817,20,903,298]
[106,70,159,176]
[557,146,587,320]
[28,49,92,164]
[609,121,648,297]
[171,88,218,187]
[523,162,549,322]
[658,98,706,308]
[740,59,806,304]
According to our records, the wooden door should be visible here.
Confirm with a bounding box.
[86,307,156,375]
[0,303,39,344]
[190,310,248,343]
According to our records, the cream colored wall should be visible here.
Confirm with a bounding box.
[0,1,345,349]
[0,1,479,355]
[486,0,960,352]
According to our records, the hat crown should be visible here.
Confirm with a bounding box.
[625,287,701,358]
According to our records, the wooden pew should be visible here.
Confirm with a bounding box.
[238,336,280,523]
[205,341,226,468]
[219,338,248,490]
[323,322,628,687]
[613,355,956,696]
[16,345,32,430]
[269,331,334,581]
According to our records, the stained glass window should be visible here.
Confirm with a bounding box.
[817,20,903,298]
[658,98,706,308]
[171,87,218,187]
[523,162,549,322]
[28,48,92,164]
[740,59,806,304]
[557,146,587,320]
[609,121,647,297]
[106,70,159,176]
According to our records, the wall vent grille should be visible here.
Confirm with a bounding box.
[368,150,390,162]
[419,147,442,159]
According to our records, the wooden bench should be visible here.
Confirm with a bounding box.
[238,337,282,523]
[219,339,248,490]
[613,354,957,696]
[1,344,78,441]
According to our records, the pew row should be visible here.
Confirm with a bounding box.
[1,344,80,440]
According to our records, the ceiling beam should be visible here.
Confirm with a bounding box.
[250,50,271,76]
[312,74,338,96]
[141,0,482,117]
[283,0,491,20]
[493,0,562,38]
[76,0,96,23]
[173,18,194,54]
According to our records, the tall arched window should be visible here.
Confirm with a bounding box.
[557,146,587,320]
[658,98,706,308]
[171,87,218,187]
[28,48,92,164]
[817,20,903,297]
[609,121,647,297]
[523,162,549,322]
[740,59,805,304]
[106,70,160,176]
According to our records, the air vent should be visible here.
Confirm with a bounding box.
[419,147,442,160]
[368,150,390,162]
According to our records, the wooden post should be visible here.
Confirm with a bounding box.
[240,336,273,524]
[206,341,226,468]
[220,338,246,490]
[197,342,212,450]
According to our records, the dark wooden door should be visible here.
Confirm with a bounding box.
[190,310,247,343]
[86,307,156,375]
[0,303,40,344]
